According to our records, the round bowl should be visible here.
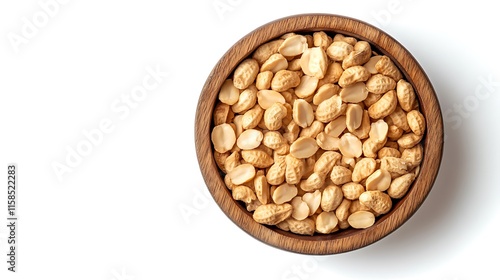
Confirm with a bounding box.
[195,13,444,255]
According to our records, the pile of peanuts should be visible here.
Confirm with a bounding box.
[211,31,425,235]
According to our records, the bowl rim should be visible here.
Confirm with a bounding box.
[195,13,444,255]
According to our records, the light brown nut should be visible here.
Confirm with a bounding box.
[330,166,352,185]
[233,117,244,139]
[301,157,316,180]
[242,104,264,129]
[214,151,229,173]
[300,172,325,192]
[407,110,426,136]
[264,103,287,130]
[256,71,273,90]
[256,90,286,109]
[338,66,371,88]
[246,199,262,212]
[272,183,298,204]
[324,116,347,137]
[313,31,332,50]
[326,40,354,61]
[211,123,236,153]
[387,173,416,199]
[339,82,369,103]
[350,110,371,140]
[335,198,352,222]
[365,74,396,94]
[236,129,263,150]
[300,47,328,79]
[321,185,343,212]
[339,132,363,158]
[285,154,306,185]
[218,79,240,105]
[224,174,237,190]
[227,163,256,185]
[316,132,340,151]
[313,83,341,105]
[362,137,386,158]
[338,220,350,230]
[276,220,290,231]
[316,211,339,234]
[232,185,256,204]
[314,151,342,177]
[286,217,315,236]
[342,41,372,69]
[266,154,286,185]
[213,102,231,125]
[287,58,302,71]
[333,33,357,45]
[252,39,284,65]
[378,147,401,159]
[224,150,240,173]
[401,143,423,169]
[386,106,411,132]
[397,132,423,149]
[294,75,319,98]
[261,53,288,73]
[368,89,397,119]
[396,79,417,112]
[346,104,363,132]
[315,95,346,123]
[341,182,365,200]
[271,70,301,91]
[347,210,375,229]
[363,55,382,74]
[352,158,377,182]
[365,169,392,191]
[290,137,319,159]
[283,120,300,144]
[278,34,308,56]
[262,131,285,150]
[359,190,392,215]
[233,58,259,90]
[375,55,403,81]
[384,141,400,150]
[340,155,356,170]
[387,125,404,140]
[291,196,310,220]
[293,99,315,128]
[231,85,257,113]
[318,62,343,87]
[302,190,322,216]
[379,157,408,175]
[254,172,270,204]
[299,120,324,138]
[369,119,389,143]
[241,149,274,168]
[253,203,292,225]
[349,199,372,213]
[363,92,383,107]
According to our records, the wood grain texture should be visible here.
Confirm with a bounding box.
[194,14,444,255]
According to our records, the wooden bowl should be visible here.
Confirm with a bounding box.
[195,13,444,255]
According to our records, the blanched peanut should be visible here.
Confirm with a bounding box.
[272,183,298,204]
[348,210,375,229]
[211,123,236,153]
[316,211,339,234]
[321,185,343,212]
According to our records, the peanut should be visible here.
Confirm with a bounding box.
[348,210,375,229]
[233,58,259,90]
[253,203,292,225]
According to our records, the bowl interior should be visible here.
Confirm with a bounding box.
[195,13,444,255]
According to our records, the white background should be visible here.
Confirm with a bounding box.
[1,0,499,279]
